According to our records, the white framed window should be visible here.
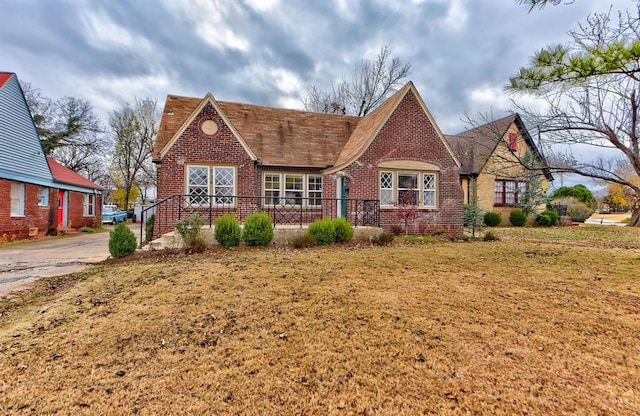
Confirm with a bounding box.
[213,166,235,205]
[380,171,394,206]
[398,172,418,205]
[83,193,95,216]
[187,165,210,206]
[308,176,323,207]
[186,165,236,206]
[264,173,280,205]
[423,174,436,208]
[284,174,304,205]
[38,187,49,206]
[379,171,438,208]
[263,173,323,206]
[10,182,24,216]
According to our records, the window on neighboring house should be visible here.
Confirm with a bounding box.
[509,132,518,151]
[10,182,24,216]
[38,187,49,206]
[83,193,95,216]
[379,171,438,208]
[495,180,527,205]
[186,165,237,206]
[263,173,323,206]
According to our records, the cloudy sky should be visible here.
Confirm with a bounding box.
[0,0,635,136]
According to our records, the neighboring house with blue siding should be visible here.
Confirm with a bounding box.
[0,72,102,240]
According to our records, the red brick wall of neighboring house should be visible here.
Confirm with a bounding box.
[336,91,463,234]
[155,102,258,236]
[66,191,102,230]
[0,179,54,241]
[1,180,102,242]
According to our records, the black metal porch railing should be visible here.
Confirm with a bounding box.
[139,195,380,246]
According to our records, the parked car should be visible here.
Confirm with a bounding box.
[102,205,128,224]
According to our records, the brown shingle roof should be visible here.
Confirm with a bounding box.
[445,114,517,175]
[154,94,360,168]
[333,83,411,168]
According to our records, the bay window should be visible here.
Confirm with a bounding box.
[379,171,438,208]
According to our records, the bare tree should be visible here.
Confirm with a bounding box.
[109,98,158,210]
[21,82,107,178]
[302,46,411,116]
[508,5,640,226]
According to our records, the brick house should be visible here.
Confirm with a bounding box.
[0,72,102,241]
[446,114,553,224]
[152,81,463,235]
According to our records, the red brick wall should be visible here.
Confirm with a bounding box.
[155,103,258,236]
[0,179,54,240]
[66,191,102,230]
[331,91,463,233]
[1,179,102,241]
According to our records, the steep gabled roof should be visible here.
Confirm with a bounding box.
[47,157,102,190]
[445,113,553,180]
[154,94,360,168]
[0,72,12,88]
[0,72,55,186]
[155,81,458,170]
[328,81,459,173]
[445,114,517,176]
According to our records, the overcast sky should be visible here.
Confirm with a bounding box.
[1,0,635,137]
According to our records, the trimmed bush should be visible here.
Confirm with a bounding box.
[214,215,241,248]
[333,218,354,243]
[540,209,559,226]
[242,212,274,246]
[292,233,317,248]
[109,223,137,258]
[308,218,336,246]
[174,214,207,251]
[509,209,527,227]
[535,213,552,227]
[484,211,502,227]
[145,214,154,242]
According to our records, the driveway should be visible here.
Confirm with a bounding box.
[0,224,139,298]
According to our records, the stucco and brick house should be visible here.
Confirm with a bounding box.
[446,114,553,224]
[0,72,102,241]
[152,82,463,235]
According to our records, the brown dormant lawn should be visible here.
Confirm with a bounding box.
[1,226,639,414]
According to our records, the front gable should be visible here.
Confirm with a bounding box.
[156,93,257,162]
[0,72,55,187]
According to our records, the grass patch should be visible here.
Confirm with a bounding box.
[402,235,441,244]
[1,227,640,413]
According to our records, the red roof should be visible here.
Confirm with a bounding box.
[47,157,102,190]
[0,72,13,88]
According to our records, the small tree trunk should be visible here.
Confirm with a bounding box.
[628,205,640,227]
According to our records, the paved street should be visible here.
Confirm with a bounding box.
[0,224,139,298]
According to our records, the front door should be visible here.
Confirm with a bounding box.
[340,177,350,219]
[57,190,65,227]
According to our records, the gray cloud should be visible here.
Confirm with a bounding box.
[0,0,633,134]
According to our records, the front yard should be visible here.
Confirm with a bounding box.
[1,226,639,414]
